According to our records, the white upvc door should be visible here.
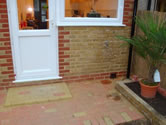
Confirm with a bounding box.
[7,0,60,83]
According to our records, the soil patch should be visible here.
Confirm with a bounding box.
[126,82,166,116]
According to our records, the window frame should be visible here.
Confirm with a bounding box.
[56,0,125,26]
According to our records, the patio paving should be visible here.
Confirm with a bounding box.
[0,79,146,125]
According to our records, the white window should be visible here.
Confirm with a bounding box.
[56,0,125,26]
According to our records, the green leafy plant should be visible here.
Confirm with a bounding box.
[118,12,166,84]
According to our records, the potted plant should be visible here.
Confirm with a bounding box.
[118,12,166,98]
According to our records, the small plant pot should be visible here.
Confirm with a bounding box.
[139,81,160,98]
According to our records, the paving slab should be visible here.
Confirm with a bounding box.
[0,79,147,125]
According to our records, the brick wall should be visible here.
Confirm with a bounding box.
[0,0,15,90]
[0,0,134,89]
[58,26,130,82]
[123,0,134,26]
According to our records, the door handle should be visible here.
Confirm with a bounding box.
[45,19,53,22]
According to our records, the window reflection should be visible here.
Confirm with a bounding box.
[65,0,118,18]
[17,0,49,30]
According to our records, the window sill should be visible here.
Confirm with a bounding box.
[57,22,126,27]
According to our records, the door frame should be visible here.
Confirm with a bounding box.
[6,0,61,83]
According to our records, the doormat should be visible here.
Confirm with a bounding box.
[5,83,72,107]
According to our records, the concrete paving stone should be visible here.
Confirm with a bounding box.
[73,112,87,118]
[96,118,106,125]
[108,112,125,124]
[103,116,114,125]
[44,108,57,113]
[121,112,132,122]
[83,120,92,125]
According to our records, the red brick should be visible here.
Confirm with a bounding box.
[59,59,64,62]
[123,20,128,23]
[0,47,11,50]
[0,5,7,8]
[0,10,7,13]
[9,74,16,78]
[59,44,64,47]
[59,32,70,35]
[59,67,64,70]
[59,36,64,39]
[80,75,89,78]
[68,76,80,79]
[0,63,13,66]
[0,38,10,41]
[5,50,12,54]
[59,40,70,43]
[0,0,7,3]
[60,70,70,73]
[0,55,12,58]
[125,1,134,4]
[6,58,13,62]
[59,47,70,51]
[59,55,70,59]
[59,62,69,66]
[3,79,15,82]
[124,23,132,26]
[0,29,9,32]
[4,42,10,46]
[124,8,133,11]
[60,73,65,77]
[118,71,127,75]
[59,52,64,55]
[3,33,10,37]
[123,16,132,19]
[1,71,14,74]
[8,67,14,70]
[0,87,4,90]
[1,14,8,18]
[124,12,129,15]
[2,24,9,28]
[0,83,10,86]
[125,4,130,7]
[59,27,64,30]
[0,19,8,23]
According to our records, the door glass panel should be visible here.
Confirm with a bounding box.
[17,0,49,30]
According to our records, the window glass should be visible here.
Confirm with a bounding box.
[65,0,118,18]
[17,0,49,30]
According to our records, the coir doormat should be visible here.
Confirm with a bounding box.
[5,83,72,106]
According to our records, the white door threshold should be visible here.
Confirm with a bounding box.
[13,76,62,83]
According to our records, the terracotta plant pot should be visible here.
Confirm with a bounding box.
[139,81,160,98]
